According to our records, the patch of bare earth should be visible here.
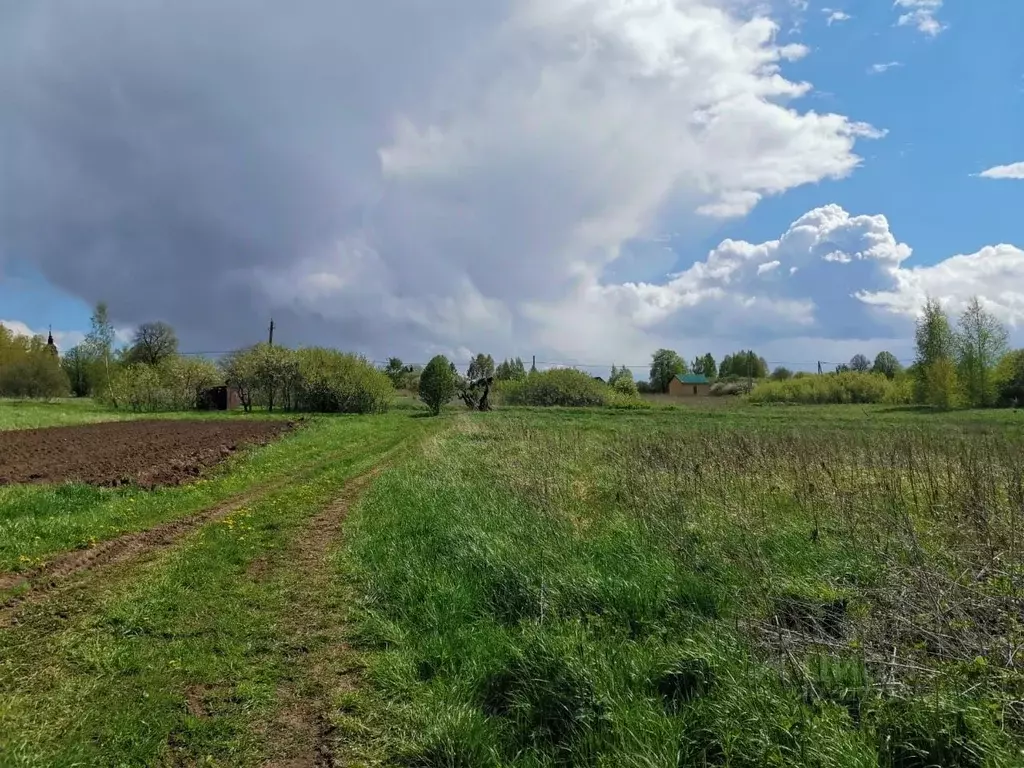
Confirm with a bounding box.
[0,419,294,488]
[260,469,381,768]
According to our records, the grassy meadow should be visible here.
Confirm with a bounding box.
[2,399,1024,765]
[338,406,1024,766]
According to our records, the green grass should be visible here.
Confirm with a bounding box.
[334,409,1024,766]
[0,413,439,766]
[0,397,305,431]
[0,398,131,430]
[4,400,1024,765]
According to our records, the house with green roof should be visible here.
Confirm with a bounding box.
[669,372,711,397]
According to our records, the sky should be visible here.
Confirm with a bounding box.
[1,0,1022,375]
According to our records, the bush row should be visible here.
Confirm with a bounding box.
[498,368,648,409]
[102,346,392,414]
[748,371,913,405]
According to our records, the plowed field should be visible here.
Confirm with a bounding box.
[0,419,293,487]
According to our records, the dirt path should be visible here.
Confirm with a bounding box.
[259,468,382,768]
[0,485,266,625]
[0,442,388,625]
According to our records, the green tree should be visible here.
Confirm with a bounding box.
[871,351,902,380]
[0,328,69,398]
[849,354,871,373]
[84,301,117,401]
[994,349,1024,406]
[770,366,793,381]
[384,357,406,388]
[954,296,1008,408]
[221,346,261,412]
[160,356,222,410]
[913,296,956,407]
[495,357,527,381]
[126,321,179,366]
[467,353,496,380]
[649,349,686,393]
[608,365,634,387]
[252,343,300,412]
[719,351,768,379]
[61,345,93,397]
[690,353,717,378]
[419,355,457,415]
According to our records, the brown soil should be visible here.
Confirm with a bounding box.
[261,469,382,768]
[0,419,293,488]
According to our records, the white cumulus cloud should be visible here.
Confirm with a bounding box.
[824,9,852,25]
[522,203,1024,366]
[978,162,1024,180]
[894,0,945,36]
[869,62,903,75]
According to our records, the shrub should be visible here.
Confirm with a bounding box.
[0,324,70,398]
[994,349,1024,406]
[292,348,392,414]
[419,355,458,415]
[709,381,751,397]
[748,371,908,405]
[611,375,638,397]
[102,363,169,411]
[159,356,222,410]
[101,356,222,411]
[500,368,608,407]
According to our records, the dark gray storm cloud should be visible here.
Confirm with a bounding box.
[1,0,889,361]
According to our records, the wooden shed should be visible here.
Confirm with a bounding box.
[197,385,242,411]
[669,373,711,397]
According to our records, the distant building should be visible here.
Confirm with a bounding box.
[197,385,242,411]
[46,327,58,357]
[669,373,711,397]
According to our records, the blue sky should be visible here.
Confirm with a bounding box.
[709,0,1024,264]
[1,0,1022,369]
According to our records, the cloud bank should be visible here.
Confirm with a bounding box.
[0,0,879,361]
[0,0,1016,371]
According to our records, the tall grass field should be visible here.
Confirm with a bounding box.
[338,407,1024,766]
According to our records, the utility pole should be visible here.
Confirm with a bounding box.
[817,360,822,375]
[268,319,275,347]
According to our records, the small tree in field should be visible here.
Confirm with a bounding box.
[126,321,179,366]
[649,349,686,393]
[913,296,957,407]
[849,354,871,373]
[872,351,902,380]
[419,355,457,415]
[384,357,406,388]
[955,296,1008,408]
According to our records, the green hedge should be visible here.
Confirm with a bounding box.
[748,371,912,405]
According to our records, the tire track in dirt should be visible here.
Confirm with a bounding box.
[260,467,383,768]
[0,485,267,624]
[0,441,398,625]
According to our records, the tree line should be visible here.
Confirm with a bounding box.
[8,293,1022,412]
